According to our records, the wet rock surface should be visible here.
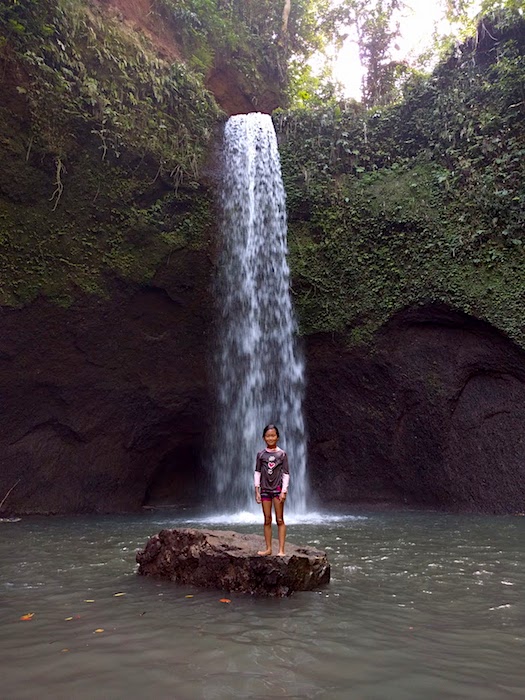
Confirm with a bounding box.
[306,303,525,514]
[3,296,525,515]
[0,255,213,515]
[136,528,331,597]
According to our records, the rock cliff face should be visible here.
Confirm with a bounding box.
[0,255,214,514]
[305,304,525,514]
[3,288,525,515]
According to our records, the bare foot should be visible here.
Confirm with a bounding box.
[277,551,286,557]
[258,549,272,556]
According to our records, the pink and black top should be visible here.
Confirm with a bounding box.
[254,448,290,496]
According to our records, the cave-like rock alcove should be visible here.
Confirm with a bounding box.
[305,303,525,514]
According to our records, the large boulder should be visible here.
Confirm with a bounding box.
[136,528,330,597]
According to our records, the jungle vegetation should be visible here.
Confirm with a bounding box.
[0,0,524,350]
[277,5,525,345]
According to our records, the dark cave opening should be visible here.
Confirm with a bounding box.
[143,443,209,508]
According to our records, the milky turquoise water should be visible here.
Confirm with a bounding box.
[1,509,524,699]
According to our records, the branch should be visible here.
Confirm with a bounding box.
[50,156,66,211]
[0,479,20,512]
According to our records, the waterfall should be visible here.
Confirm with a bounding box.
[213,112,307,515]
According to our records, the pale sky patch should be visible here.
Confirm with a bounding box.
[322,0,483,99]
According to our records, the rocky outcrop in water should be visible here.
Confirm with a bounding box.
[136,528,331,597]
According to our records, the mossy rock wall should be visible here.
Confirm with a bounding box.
[0,0,225,307]
[277,14,525,514]
[276,14,525,348]
[0,0,225,512]
[303,304,525,514]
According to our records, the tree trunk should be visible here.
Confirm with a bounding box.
[281,0,291,36]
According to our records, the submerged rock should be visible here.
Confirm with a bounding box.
[136,528,330,597]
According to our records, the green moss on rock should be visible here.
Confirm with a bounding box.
[0,0,221,305]
[277,13,525,347]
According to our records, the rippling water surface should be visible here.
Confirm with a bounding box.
[1,510,524,699]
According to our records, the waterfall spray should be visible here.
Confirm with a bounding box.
[213,112,307,515]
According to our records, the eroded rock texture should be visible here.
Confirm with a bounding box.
[2,296,525,515]
[136,528,330,596]
[0,253,212,514]
[305,304,525,514]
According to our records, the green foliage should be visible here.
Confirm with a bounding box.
[0,0,221,180]
[0,141,216,305]
[0,0,220,304]
[287,61,345,108]
[446,0,525,27]
[322,0,407,106]
[154,0,333,105]
[276,11,525,345]
[354,0,405,107]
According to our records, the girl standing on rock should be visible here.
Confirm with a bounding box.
[254,424,289,556]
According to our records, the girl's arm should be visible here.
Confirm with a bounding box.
[254,452,262,503]
[281,452,290,493]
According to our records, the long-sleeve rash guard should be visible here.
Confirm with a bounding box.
[254,448,290,492]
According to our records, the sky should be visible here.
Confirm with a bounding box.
[328,0,483,99]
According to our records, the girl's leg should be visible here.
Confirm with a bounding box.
[273,497,286,556]
[258,499,273,555]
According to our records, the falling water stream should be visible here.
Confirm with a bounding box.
[213,113,306,515]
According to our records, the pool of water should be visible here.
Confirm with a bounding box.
[1,509,524,699]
